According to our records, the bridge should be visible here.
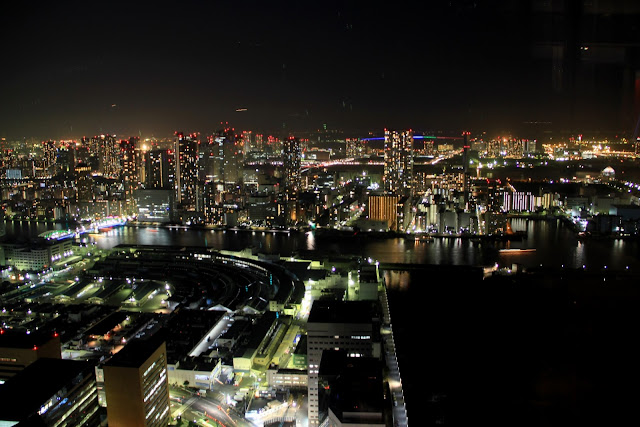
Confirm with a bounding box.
[38,217,127,241]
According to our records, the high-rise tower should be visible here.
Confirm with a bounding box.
[174,132,199,210]
[383,129,413,197]
[284,136,301,194]
[283,136,302,225]
[121,137,139,214]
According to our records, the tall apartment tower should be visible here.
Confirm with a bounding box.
[146,149,175,190]
[102,334,170,427]
[42,140,57,176]
[121,137,139,214]
[90,134,121,178]
[383,129,413,197]
[306,300,382,426]
[222,129,241,186]
[462,131,471,209]
[283,136,302,225]
[174,132,199,210]
[284,136,302,194]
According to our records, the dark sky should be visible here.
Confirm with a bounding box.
[1,0,638,140]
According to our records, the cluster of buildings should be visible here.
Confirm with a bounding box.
[0,243,407,426]
[1,127,639,237]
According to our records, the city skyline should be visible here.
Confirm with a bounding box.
[3,1,640,140]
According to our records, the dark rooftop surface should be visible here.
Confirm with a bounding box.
[0,329,58,349]
[308,300,377,324]
[84,311,128,337]
[104,329,167,368]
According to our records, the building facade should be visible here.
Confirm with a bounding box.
[306,300,382,425]
[102,336,170,427]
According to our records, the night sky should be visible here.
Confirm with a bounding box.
[1,1,638,140]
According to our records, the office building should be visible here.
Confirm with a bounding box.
[306,300,382,425]
[0,358,101,426]
[102,334,170,427]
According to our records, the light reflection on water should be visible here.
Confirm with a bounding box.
[383,270,411,291]
[3,218,639,273]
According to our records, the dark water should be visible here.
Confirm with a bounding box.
[5,218,638,270]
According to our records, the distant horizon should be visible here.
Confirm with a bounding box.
[1,121,636,144]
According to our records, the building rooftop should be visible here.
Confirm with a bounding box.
[84,311,128,337]
[104,329,167,368]
[308,300,377,324]
[0,329,59,350]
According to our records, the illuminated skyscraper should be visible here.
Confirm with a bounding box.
[174,132,199,210]
[121,137,139,214]
[90,134,121,178]
[241,130,252,155]
[462,131,471,209]
[283,136,302,224]
[222,130,241,186]
[383,129,413,196]
[199,135,221,182]
[255,133,264,153]
[284,136,302,194]
[146,149,174,190]
[210,124,242,187]
[42,140,57,176]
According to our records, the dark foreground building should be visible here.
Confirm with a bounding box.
[0,357,101,426]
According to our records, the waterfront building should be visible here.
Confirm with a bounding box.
[306,300,382,426]
[1,237,73,272]
[0,358,101,426]
[368,194,400,231]
[102,333,170,427]
[503,191,536,212]
[248,191,277,225]
[134,189,174,223]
